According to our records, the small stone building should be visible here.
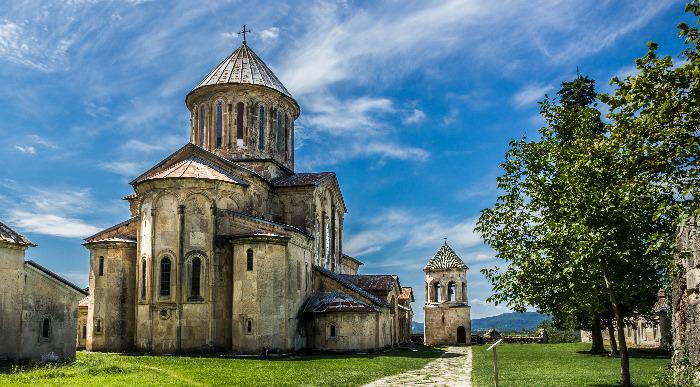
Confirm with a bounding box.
[423,242,471,345]
[81,39,412,354]
[0,221,86,362]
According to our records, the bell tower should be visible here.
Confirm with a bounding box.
[185,32,300,180]
[423,240,471,345]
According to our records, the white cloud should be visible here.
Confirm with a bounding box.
[0,19,73,72]
[259,27,279,42]
[14,145,36,154]
[100,161,146,177]
[403,109,426,124]
[9,210,101,238]
[512,84,553,108]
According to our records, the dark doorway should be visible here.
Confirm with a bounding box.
[457,326,467,344]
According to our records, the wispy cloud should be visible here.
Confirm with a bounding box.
[14,145,36,154]
[512,84,553,108]
[403,108,426,124]
[259,27,279,43]
[100,161,147,177]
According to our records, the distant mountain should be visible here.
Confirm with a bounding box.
[472,312,549,333]
[412,321,424,333]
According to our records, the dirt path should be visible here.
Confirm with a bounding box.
[363,346,472,387]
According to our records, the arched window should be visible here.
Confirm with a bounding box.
[98,256,104,276]
[258,105,265,151]
[191,257,201,297]
[276,110,283,152]
[236,102,244,141]
[216,101,223,148]
[246,249,254,271]
[141,259,147,299]
[199,104,205,147]
[160,257,171,297]
[246,319,253,334]
[448,282,456,302]
[330,324,336,337]
[41,317,50,339]
[435,283,442,302]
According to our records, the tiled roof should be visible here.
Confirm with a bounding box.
[192,43,293,98]
[84,217,138,244]
[339,274,397,293]
[314,265,390,308]
[424,242,468,271]
[304,292,378,313]
[135,155,248,185]
[25,260,87,295]
[272,172,335,187]
[654,289,668,313]
[121,193,137,200]
[78,295,89,308]
[220,209,311,238]
[0,220,34,246]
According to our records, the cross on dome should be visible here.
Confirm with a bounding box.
[238,24,251,44]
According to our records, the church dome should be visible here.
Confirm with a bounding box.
[191,42,292,99]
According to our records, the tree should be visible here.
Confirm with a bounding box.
[477,70,676,385]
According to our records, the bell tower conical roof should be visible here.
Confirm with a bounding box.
[423,241,468,271]
[191,42,293,99]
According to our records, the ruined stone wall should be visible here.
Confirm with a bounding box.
[673,219,700,382]
[424,305,471,346]
[21,264,83,361]
[86,242,136,352]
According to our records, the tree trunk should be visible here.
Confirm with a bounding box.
[602,265,630,387]
[590,314,606,354]
[607,322,619,356]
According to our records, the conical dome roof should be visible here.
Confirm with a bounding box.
[192,43,292,98]
[423,242,468,271]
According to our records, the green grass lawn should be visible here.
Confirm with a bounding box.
[471,342,670,387]
[0,347,443,386]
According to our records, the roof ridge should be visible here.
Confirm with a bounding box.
[314,265,390,308]
[25,260,87,295]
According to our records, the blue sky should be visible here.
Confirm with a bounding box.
[0,0,689,322]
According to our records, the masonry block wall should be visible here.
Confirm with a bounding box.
[674,219,700,383]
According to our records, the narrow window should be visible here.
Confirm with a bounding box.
[305,263,309,291]
[331,207,336,267]
[160,257,171,297]
[246,249,254,271]
[236,102,244,140]
[216,102,223,148]
[199,104,205,147]
[284,114,290,158]
[95,318,102,333]
[330,324,336,337]
[288,120,293,161]
[98,256,104,276]
[41,317,50,339]
[448,283,456,302]
[435,283,442,302]
[82,324,87,339]
[277,110,283,152]
[258,105,265,150]
[246,319,253,334]
[191,257,201,297]
[141,259,147,299]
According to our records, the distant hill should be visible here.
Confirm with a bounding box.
[412,321,424,333]
[472,312,549,333]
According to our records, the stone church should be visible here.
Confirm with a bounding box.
[82,39,413,354]
[423,242,471,345]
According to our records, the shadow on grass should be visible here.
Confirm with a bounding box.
[575,347,671,359]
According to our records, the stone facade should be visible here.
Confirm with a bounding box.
[673,218,700,382]
[423,242,471,346]
[81,41,412,354]
[0,221,86,362]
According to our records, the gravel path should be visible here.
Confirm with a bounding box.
[363,346,472,387]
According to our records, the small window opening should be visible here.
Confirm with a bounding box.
[95,318,102,333]
[258,105,265,151]
[141,259,147,299]
[41,317,50,339]
[98,256,104,276]
[160,257,171,297]
[191,257,201,297]
[199,104,205,147]
[246,319,253,334]
[246,249,254,271]
[236,102,244,140]
[330,324,336,337]
[216,101,223,147]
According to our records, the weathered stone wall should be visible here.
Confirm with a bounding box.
[673,219,700,382]
[86,242,136,352]
[20,264,83,361]
[0,243,26,360]
[306,312,381,352]
[424,305,471,346]
[76,305,87,349]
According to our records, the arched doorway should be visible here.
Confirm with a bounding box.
[457,326,467,344]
